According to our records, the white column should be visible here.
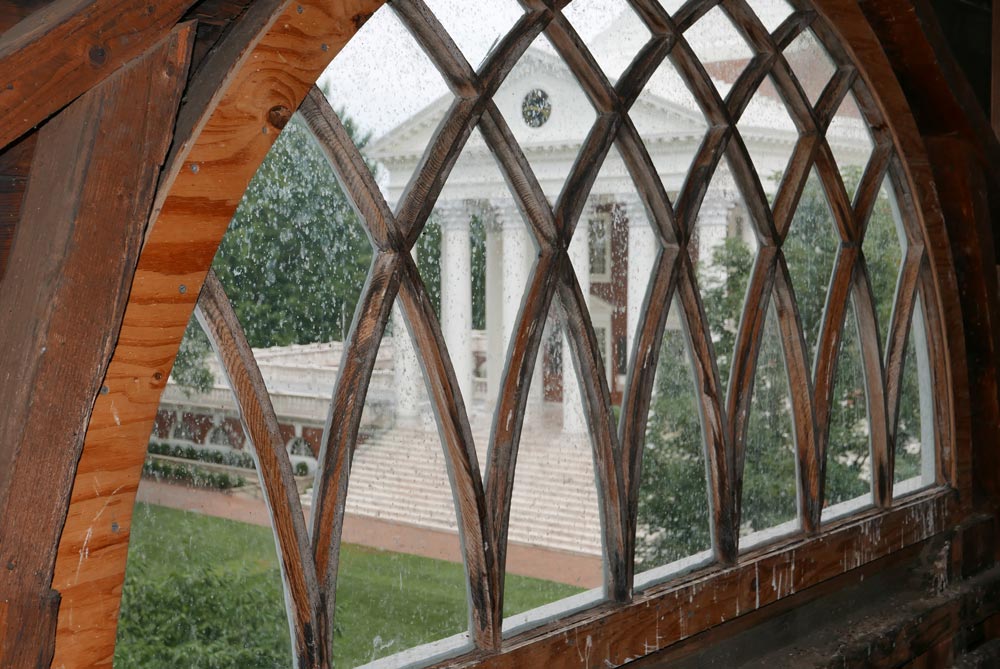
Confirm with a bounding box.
[500,211,530,355]
[627,198,658,363]
[485,216,504,403]
[563,224,590,434]
[394,245,422,427]
[440,211,473,403]
[499,204,543,413]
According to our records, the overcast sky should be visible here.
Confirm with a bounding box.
[317,0,791,140]
[318,0,635,139]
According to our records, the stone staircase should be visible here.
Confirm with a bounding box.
[331,419,604,556]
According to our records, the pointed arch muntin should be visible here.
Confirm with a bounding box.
[50,0,963,667]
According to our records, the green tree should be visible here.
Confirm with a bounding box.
[636,172,918,567]
[211,113,374,349]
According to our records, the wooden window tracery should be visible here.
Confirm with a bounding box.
[180,0,951,666]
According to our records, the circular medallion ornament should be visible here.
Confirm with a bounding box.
[521,89,552,128]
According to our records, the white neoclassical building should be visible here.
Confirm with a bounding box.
[366,16,872,435]
[152,15,872,557]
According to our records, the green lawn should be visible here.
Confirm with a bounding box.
[115,504,582,668]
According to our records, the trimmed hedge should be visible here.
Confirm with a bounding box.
[149,441,257,469]
[143,458,246,490]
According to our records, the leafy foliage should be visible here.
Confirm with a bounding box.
[142,458,246,490]
[636,172,923,568]
[148,442,256,469]
[212,113,374,349]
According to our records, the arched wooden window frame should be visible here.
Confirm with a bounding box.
[40,0,977,667]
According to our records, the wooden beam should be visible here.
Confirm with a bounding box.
[48,2,386,666]
[0,130,36,280]
[994,0,1000,136]
[0,0,198,152]
[425,491,955,669]
[0,23,193,667]
[0,1,57,32]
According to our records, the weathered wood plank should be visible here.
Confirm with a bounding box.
[852,259,891,506]
[773,253,822,532]
[397,256,498,647]
[0,130,36,280]
[619,248,679,583]
[484,251,560,627]
[0,0,199,152]
[726,246,777,520]
[300,87,401,251]
[0,23,193,667]
[677,255,737,563]
[309,251,401,636]
[557,258,629,601]
[0,1,58,33]
[427,490,955,669]
[195,272,324,667]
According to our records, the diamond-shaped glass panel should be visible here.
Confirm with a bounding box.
[683,6,755,97]
[745,0,795,34]
[335,299,472,665]
[656,0,685,15]
[737,76,798,198]
[862,174,905,353]
[495,33,598,204]
[214,113,373,409]
[693,158,758,392]
[894,296,936,493]
[783,168,840,370]
[823,295,874,510]
[502,296,603,630]
[568,145,659,418]
[118,320,293,667]
[741,303,799,544]
[827,92,875,204]
[564,0,651,81]
[423,0,523,70]
[319,6,453,211]
[632,56,709,200]
[783,29,836,107]
[425,127,539,460]
[635,297,714,585]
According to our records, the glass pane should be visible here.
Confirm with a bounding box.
[320,6,453,211]
[823,296,873,512]
[635,298,714,585]
[335,297,471,665]
[655,0,685,16]
[214,113,372,352]
[425,126,537,468]
[826,92,875,203]
[683,6,755,96]
[782,29,835,107]
[862,174,905,353]
[503,296,604,630]
[633,56,708,199]
[564,0,650,81]
[213,114,371,477]
[693,159,758,392]
[741,304,799,545]
[568,145,658,420]
[783,169,840,371]
[495,33,597,204]
[894,296,936,493]
[117,321,293,668]
[423,0,523,70]
[737,75,797,198]
[745,0,795,34]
